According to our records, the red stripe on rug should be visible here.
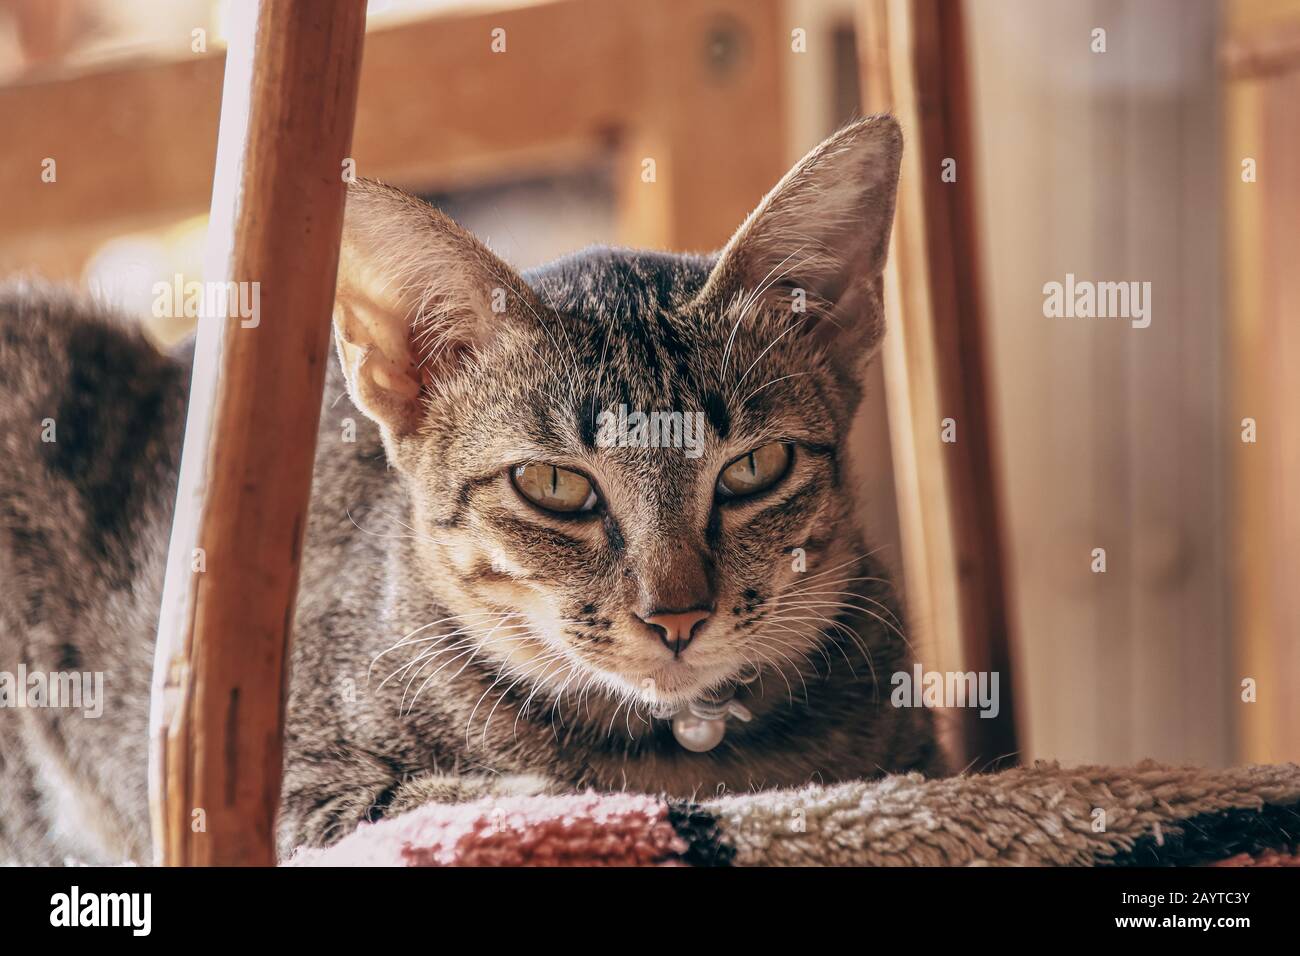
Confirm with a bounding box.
[294,792,685,866]
[1210,848,1300,867]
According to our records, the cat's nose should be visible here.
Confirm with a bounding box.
[639,607,712,656]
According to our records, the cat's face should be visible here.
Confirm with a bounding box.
[333,117,901,710]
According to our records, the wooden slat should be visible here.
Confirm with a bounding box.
[148,0,366,867]
[1222,0,1300,78]
[0,1,620,241]
[349,0,638,191]
[1262,69,1300,761]
[857,0,1019,771]
[1223,0,1300,767]
[1222,20,1300,78]
[612,0,787,251]
[0,53,222,249]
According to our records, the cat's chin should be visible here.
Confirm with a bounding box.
[606,658,742,709]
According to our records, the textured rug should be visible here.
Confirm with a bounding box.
[289,760,1300,867]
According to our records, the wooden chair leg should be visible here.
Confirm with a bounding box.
[149,0,367,866]
[857,0,1020,771]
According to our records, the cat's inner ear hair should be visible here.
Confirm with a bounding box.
[696,114,903,365]
[332,179,539,439]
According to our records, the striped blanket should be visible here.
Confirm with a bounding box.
[290,760,1300,867]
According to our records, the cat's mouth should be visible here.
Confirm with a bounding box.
[606,656,747,710]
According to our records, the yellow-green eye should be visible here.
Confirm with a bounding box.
[512,462,598,513]
[717,442,793,498]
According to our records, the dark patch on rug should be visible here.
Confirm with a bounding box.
[1103,800,1300,867]
[666,800,735,867]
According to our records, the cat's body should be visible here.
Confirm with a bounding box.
[0,117,941,865]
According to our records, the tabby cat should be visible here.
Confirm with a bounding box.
[0,116,941,864]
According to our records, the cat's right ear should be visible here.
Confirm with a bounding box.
[332,180,540,440]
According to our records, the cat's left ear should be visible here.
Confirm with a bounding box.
[696,114,902,368]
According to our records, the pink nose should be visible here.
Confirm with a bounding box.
[640,608,712,655]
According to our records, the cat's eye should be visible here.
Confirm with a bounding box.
[716,442,793,499]
[511,462,598,514]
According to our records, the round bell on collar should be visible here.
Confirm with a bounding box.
[664,677,756,753]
